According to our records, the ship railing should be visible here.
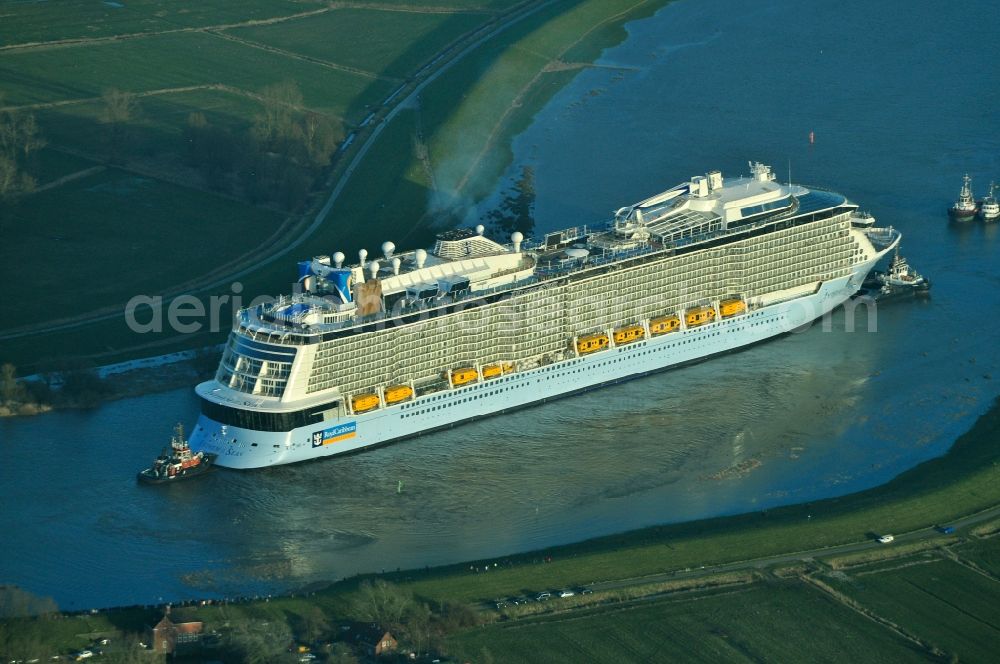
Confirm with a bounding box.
[532,242,660,277]
[863,226,901,249]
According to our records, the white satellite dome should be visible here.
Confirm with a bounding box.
[511,231,524,253]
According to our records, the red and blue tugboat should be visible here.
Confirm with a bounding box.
[138,423,217,484]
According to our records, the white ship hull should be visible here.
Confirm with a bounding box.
[191,258,880,469]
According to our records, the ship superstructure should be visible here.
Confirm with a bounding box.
[190,162,900,468]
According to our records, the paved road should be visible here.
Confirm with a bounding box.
[485,503,1000,608]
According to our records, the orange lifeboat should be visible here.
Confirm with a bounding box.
[384,385,414,404]
[451,367,479,386]
[352,393,380,413]
[613,325,645,345]
[720,298,746,318]
[685,305,716,328]
[650,315,680,335]
[576,333,609,355]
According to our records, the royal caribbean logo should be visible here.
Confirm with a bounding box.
[311,421,357,447]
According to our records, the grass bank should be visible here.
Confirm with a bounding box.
[374,395,1000,605]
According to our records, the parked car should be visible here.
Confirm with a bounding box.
[558,589,575,598]
[536,592,551,601]
[75,652,94,661]
[877,534,894,544]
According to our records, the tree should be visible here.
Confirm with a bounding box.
[352,580,414,629]
[0,585,58,618]
[101,87,137,125]
[0,622,43,664]
[100,87,138,161]
[0,363,20,404]
[0,99,44,204]
[254,80,303,147]
[294,605,329,643]
[400,602,432,657]
[222,617,293,664]
[302,111,337,168]
[326,642,359,664]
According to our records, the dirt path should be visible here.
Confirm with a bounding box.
[205,30,397,83]
[0,7,335,53]
[0,82,344,131]
[33,165,105,193]
[329,2,498,14]
[0,3,499,55]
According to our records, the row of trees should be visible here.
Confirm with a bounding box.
[350,579,480,657]
[3,80,340,215]
[0,97,45,204]
[183,81,338,210]
[212,579,481,663]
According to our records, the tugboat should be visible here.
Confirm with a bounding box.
[949,174,978,221]
[876,250,930,299]
[980,182,999,222]
[137,423,217,484]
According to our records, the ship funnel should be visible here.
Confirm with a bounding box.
[415,248,427,268]
[297,260,312,282]
[511,231,523,253]
[358,248,368,265]
[475,224,485,236]
[333,251,345,268]
[369,260,380,279]
[381,241,396,260]
[391,257,401,276]
[329,269,353,303]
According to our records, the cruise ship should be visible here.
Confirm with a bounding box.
[190,162,900,469]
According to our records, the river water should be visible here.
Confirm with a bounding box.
[2,0,999,609]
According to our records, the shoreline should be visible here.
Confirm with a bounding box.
[4,393,998,626]
[0,352,214,419]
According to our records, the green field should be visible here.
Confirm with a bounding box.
[226,8,492,79]
[829,558,1000,662]
[447,584,929,663]
[0,31,386,120]
[0,0,309,47]
[953,537,1000,577]
[0,167,283,329]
